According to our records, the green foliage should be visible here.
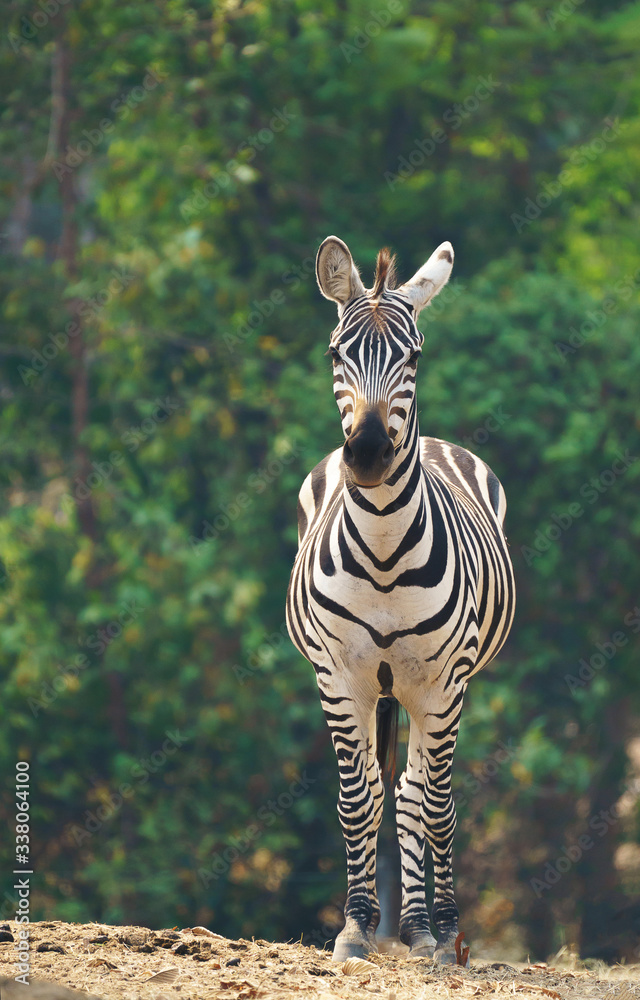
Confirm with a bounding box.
[1,0,639,960]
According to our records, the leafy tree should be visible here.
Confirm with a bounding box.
[1,0,639,959]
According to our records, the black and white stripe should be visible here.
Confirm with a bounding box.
[286,237,515,963]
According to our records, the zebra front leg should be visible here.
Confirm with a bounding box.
[319,684,379,962]
[421,701,466,965]
[395,720,437,956]
[363,711,385,949]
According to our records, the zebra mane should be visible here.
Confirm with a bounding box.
[371,247,397,297]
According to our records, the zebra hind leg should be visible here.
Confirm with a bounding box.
[421,706,466,965]
[363,712,385,951]
[395,719,437,957]
[319,685,380,962]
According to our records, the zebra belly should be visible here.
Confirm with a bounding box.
[305,576,476,709]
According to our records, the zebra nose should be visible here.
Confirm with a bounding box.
[343,412,394,484]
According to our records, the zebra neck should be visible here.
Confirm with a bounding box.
[342,403,428,561]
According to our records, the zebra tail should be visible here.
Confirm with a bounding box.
[376,697,399,780]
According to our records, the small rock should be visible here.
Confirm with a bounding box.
[0,930,15,942]
[478,962,518,975]
[0,977,105,999]
[225,957,241,967]
[190,925,222,938]
[171,942,190,955]
[37,942,65,954]
[120,930,148,948]
[154,937,181,950]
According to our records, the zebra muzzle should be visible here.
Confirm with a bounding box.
[343,405,394,487]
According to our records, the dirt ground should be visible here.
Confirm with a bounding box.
[0,921,639,1000]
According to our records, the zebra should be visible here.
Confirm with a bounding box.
[286,236,515,964]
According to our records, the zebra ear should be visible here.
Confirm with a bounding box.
[316,236,366,308]
[399,242,454,314]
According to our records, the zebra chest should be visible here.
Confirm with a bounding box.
[307,565,452,689]
[303,551,472,697]
[307,528,455,655]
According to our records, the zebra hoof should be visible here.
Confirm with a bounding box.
[434,944,468,967]
[332,940,365,962]
[332,932,375,963]
[365,930,379,954]
[409,933,436,958]
[434,949,456,965]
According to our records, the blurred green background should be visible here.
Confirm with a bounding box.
[2,0,640,963]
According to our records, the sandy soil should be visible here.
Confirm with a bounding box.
[0,921,638,1000]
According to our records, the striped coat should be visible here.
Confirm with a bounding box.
[286,237,515,963]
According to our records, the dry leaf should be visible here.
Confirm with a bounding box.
[342,956,378,976]
[191,924,224,938]
[454,931,470,967]
[86,956,120,970]
[144,966,179,984]
[217,979,259,998]
[606,990,635,1000]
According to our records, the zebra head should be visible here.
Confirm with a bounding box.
[316,236,454,488]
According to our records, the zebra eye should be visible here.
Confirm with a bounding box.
[407,350,422,366]
[327,346,341,362]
